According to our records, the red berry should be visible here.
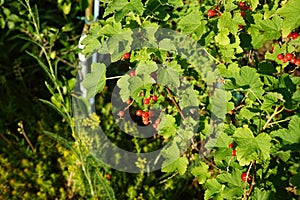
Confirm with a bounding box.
[228,110,234,115]
[228,143,234,148]
[239,2,248,10]
[277,54,284,60]
[271,46,275,53]
[139,91,144,96]
[282,57,288,63]
[238,2,245,8]
[142,111,149,119]
[240,12,245,18]
[124,52,130,60]
[126,99,132,105]
[292,32,299,39]
[118,110,124,117]
[143,119,150,125]
[241,172,251,182]
[105,174,111,180]
[238,25,243,29]
[290,57,297,64]
[285,53,293,61]
[136,110,143,116]
[295,60,300,66]
[143,98,150,105]
[287,33,293,38]
[231,149,237,156]
[207,10,217,18]
[151,95,158,101]
[129,70,135,76]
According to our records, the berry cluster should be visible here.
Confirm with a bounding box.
[228,142,236,156]
[117,69,163,130]
[136,94,159,126]
[238,1,251,11]
[238,1,251,19]
[277,53,300,65]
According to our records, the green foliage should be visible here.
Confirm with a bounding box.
[79,0,300,199]
[2,0,300,199]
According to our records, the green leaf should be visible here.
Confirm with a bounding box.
[117,75,130,102]
[128,75,154,97]
[82,63,106,99]
[216,171,244,198]
[292,90,300,102]
[167,0,183,8]
[107,31,133,62]
[261,92,284,111]
[177,11,206,36]
[271,115,300,145]
[215,28,230,46]
[104,0,144,21]
[218,12,245,35]
[135,61,158,77]
[233,126,272,166]
[211,89,232,119]
[204,179,223,200]
[249,14,282,48]
[235,66,262,88]
[239,107,256,121]
[252,188,274,200]
[157,65,180,88]
[249,0,259,10]
[214,132,232,148]
[276,0,300,36]
[161,143,188,175]
[191,161,210,184]
[158,114,177,138]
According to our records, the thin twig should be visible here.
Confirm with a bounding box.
[268,118,291,126]
[165,86,185,120]
[106,75,124,80]
[0,133,11,145]
[246,160,256,200]
[56,56,75,67]
[18,121,36,153]
[262,106,284,131]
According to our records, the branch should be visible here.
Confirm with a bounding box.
[246,160,256,200]
[262,106,284,131]
[165,86,185,120]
